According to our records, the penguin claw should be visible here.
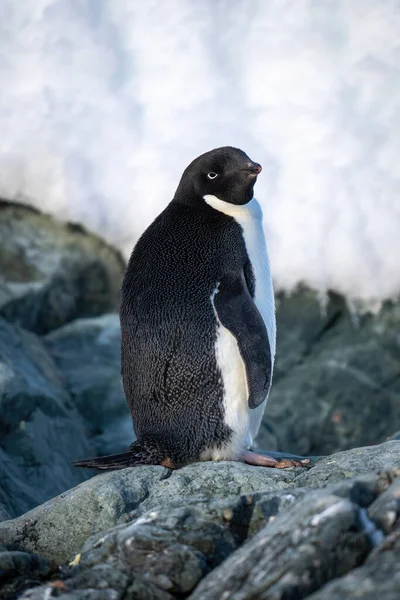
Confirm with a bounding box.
[275,458,311,469]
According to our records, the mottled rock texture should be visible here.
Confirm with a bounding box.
[0,199,124,334]
[0,442,399,565]
[4,451,398,600]
[258,288,400,456]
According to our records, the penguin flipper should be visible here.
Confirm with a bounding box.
[72,439,168,470]
[213,272,272,409]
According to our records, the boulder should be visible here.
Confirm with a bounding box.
[0,547,54,600]
[0,466,171,564]
[306,529,400,600]
[13,464,400,599]
[0,200,125,334]
[0,441,399,565]
[257,289,400,456]
[0,318,92,519]
[367,474,400,534]
[190,492,370,600]
[44,314,132,455]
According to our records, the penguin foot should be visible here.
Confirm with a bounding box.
[240,450,310,469]
[239,450,279,467]
[274,458,311,469]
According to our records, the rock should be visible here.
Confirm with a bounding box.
[0,448,40,520]
[0,199,125,334]
[258,289,400,456]
[0,318,92,519]
[1,441,399,565]
[189,492,370,600]
[0,466,172,564]
[66,566,171,600]
[44,314,132,455]
[306,529,400,600]
[294,441,400,488]
[72,492,309,598]
[78,487,312,572]
[12,482,371,600]
[0,548,54,600]
[21,572,172,600]
[272,287,345,382]
[0,493,13,522]
[367,470,400,534]
[18,473,389,600]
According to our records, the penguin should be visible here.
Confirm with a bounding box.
[74,146,298,470]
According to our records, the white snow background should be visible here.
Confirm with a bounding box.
[0,0,399,306]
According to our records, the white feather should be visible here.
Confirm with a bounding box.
[204,195,276,458]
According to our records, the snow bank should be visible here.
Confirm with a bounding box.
[0,0,399,303]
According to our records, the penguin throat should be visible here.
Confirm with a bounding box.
[203,195,263,220]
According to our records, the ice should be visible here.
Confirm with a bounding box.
[0,0,399,304]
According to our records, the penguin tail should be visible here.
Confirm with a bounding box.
[72,439,168,470]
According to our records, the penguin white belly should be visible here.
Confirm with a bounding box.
[200,321,250,460]
[204,195,276,459]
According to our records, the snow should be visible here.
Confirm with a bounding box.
[0,0,399,304]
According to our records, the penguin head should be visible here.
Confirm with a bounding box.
[174,146,262,207]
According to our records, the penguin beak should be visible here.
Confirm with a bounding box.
[243,162,262,176]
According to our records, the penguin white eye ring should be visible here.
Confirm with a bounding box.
[207,172,218,179]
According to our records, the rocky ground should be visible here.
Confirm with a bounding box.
[1,199,400,599]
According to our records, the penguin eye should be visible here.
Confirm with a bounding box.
[207,172,218,180]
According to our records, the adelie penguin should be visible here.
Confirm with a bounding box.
[74,146,303,470]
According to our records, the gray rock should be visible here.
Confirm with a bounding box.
[258,290,400,456]
[132,460,301,514]
[272,287,345,382]
[80,486,311,569]
[0,466,172,563]
[0,497,12,522]
[190,491,370,600]
[367,470,400,534]
[0,199,125,334]
[68,565,174,600]
[0,549,54,600]
[0,448,40,520]
[307,529,400,600]
[21,572,173,600]
[44,314,132,455]
[15,487,313,599]
[1,441,399,565]
[29,477,381,600]
[0,318,92,519]
[19,475,388,600]
[295,441,400,488]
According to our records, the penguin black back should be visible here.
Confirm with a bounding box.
[73,147,274,470]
